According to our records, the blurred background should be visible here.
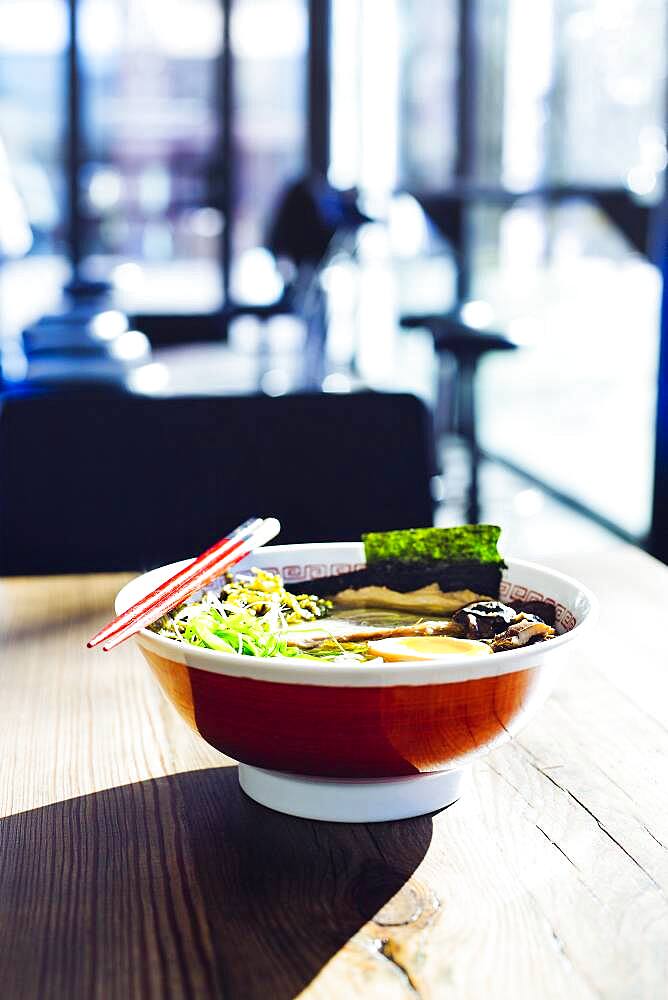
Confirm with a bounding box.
[0,0,667,572]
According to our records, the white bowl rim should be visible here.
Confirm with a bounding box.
[114,546,598,688]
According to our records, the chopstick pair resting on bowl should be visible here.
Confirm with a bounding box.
[87,516,281,651]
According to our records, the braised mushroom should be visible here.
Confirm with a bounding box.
[491,613,556,652]
[452,601,518,639]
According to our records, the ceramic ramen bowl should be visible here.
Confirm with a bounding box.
[115,543,596,822]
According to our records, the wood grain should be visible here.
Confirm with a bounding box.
[0,543,667,999]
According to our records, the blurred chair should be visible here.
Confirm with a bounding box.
[266,175,367,271]
[132,178,367,358]
[262,176,368,387]
[401,312,517,524]
[0,389,436,575]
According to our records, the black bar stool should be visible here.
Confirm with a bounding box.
[402,312,518,524]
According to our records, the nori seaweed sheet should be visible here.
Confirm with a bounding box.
[285,560,502,600]
[363,524,503,565]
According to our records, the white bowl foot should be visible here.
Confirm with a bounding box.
[238,764,468,822]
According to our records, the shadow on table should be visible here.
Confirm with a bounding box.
[0,765,433,998]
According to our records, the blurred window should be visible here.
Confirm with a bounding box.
[398,0,459,189]
[0,0,66,253]
[474,0,667,538]
[231,0,307,256]
[327,0,666,539]
[0,0,308,283]
[329,0,458,201]
[79,0,222,263]
[551,0,666,190]
[477,0,667,193]
[474,0,509,185]
[476,202,661,537]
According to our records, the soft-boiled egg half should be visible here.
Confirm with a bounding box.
[366,635,492,662]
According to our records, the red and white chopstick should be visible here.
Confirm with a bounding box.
[87,516,280,652]
[97,517,280,652]
[87,515,262,649]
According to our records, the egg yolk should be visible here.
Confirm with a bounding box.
[366,635,492,662]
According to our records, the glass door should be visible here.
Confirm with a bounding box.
[475,0,666,540]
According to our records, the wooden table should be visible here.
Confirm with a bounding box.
[2,543,668,999]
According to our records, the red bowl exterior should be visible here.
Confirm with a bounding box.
[142,647,546,778]
[117,552,593,781]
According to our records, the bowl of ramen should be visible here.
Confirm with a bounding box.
[114,525,596,822]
